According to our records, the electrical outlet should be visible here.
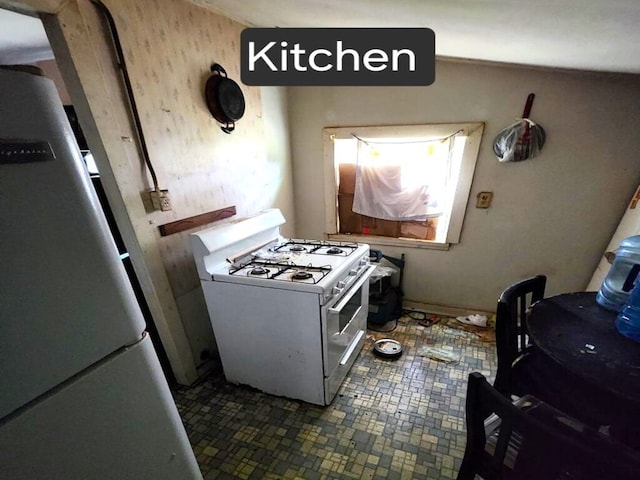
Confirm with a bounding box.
[476,191,493,209]
[160,194,171,211]
[149,189,172,212]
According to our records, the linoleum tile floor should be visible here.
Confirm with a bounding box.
[173,314,497,480]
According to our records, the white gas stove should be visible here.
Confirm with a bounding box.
[191,209,374,405]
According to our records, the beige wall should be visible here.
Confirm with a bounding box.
[288,60,640,312]
[32,0,294,383]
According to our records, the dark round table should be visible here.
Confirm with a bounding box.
[527,291,640,428]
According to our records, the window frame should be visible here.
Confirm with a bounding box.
[323,122,484,249]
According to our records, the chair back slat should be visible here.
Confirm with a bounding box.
[494,275,546,397]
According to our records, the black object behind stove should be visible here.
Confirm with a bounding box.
[368,251,405,325]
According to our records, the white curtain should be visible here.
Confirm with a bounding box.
[352,138,450,221]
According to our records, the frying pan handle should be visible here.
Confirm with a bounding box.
[522,93,535,118]
[221,122,235,134]
[211,63,228,78]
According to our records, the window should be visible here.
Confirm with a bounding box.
[323,123,484,248]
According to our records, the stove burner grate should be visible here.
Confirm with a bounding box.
[229,259,333,284]
[273,239,358,255]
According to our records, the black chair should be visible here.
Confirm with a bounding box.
[457,372,640,480]
[494,276,615,427]
[493,275,546,397]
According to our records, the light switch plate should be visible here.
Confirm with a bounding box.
[476,191,493,208]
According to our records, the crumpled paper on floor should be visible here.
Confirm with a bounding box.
[416,346,460,363]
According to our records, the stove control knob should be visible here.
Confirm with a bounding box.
[338,281,346,289]
[332,286,343,295]
[348,269,358,276]
[360,257,368,266]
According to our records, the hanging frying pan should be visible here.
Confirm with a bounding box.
[204,64,245,134]
[493,93,546,162]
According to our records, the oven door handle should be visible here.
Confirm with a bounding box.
[339,329,365,365]
[328,265,375,315]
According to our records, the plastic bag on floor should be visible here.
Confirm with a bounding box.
[416,346,460,363]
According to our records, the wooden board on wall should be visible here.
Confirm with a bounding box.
[159,206,236,236]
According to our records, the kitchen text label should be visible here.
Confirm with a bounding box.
[241,28,435,86]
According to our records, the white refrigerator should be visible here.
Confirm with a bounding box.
[0,67,202,479]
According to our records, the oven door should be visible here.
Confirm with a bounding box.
[322,265,375,401]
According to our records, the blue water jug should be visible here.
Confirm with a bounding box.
[616,280,640,342]
[596,235,640,312]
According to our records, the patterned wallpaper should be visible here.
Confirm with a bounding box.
[107,0,270,297]
[52,0,293,377]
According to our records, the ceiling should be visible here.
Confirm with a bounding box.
[2,1,640,74]
[191,0,640,75]
[0,8,52,64]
